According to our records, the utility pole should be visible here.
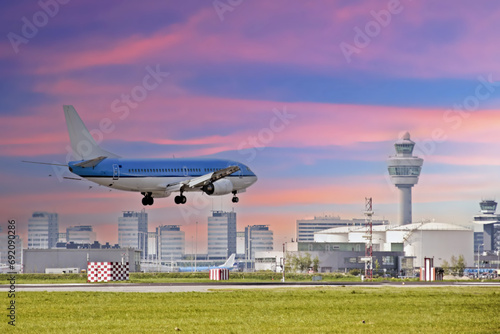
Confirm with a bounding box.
[364,197,374,281]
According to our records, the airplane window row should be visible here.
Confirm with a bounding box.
[127,168,200,173]
[126,168,221,173]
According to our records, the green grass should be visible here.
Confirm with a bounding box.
[0,272,418,284]
[1,287,499,333]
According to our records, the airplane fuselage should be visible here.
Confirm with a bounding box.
[59,105,257,206]
[68,157,257,198]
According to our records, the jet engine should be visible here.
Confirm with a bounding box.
[202,179,233,195]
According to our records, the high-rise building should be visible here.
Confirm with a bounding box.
[66,225,96,245]
[0,233,22,268]
[118,210,148,258]
[245,225,273,260]
[236,231,246,255]
[208,210,236,259]
[157,225,185,262]
[28,212,59,249]
[296,215,387,242]
[147,231,158,261]
[473,199,500,252]
[57,233,67,243]
[387,132,424,225]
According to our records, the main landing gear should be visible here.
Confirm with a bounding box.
[141,192,154,206]
[232,191,239,203]
[174,192,187,205]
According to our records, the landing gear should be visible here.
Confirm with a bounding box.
[232,191,239,203]
[141,192,154,206]
[174,194,187,205]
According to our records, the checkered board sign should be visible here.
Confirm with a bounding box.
[209,268,229,281]
[87,262,129,283]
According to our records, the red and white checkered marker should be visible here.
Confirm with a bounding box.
[87,262,129,283]
[209,268,229,281]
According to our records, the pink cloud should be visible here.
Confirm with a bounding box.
[4,91,500,164]
[14,1,498,79]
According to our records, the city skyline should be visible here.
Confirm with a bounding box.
[20,209,276,257]
[2,1,500,251]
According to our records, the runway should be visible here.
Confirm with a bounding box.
[6,281,500,293]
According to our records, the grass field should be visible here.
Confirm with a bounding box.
[2,286,499,333]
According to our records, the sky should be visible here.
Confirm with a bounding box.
[2,0,500,253]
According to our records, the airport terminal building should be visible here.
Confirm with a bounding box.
[23,248,142,273]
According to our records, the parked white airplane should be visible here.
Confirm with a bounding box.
[178,254,237,272]
[27,106,258,206]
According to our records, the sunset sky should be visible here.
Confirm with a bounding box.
[2,0,500,252]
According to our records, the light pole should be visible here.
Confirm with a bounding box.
[282,242,286,282]
[477,243,484,279]
[497,250,500,271]
[195,221,198,273]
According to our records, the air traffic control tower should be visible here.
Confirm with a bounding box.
[387,132,424,225]
[473,200,500,252]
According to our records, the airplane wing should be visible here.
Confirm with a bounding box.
[187,165,240,188]
[163,165,240,193]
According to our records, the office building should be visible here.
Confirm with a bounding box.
[57,233,67,243]
[147,231,158,261]
[66,225,96,245]
[23,248,141,273]
[296,215,387,242]
[236,231,245,255]
[157,225,185,262]
[28,212,59,249]
[0,233,23,272]
[283,242,406,275]
[208,210,236,259]
[118,209,148,258]
[315,221,473,268]
[245,225,273,260]
[473,199,500,252]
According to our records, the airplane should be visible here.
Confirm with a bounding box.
[178,254,237,272]
[26,105,258,206]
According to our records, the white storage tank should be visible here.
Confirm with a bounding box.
[392,222,473,267]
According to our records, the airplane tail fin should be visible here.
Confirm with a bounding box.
[63,105,120,160]
[221,254,236,268]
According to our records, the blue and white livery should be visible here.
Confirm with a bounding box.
[63,105,257,206]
